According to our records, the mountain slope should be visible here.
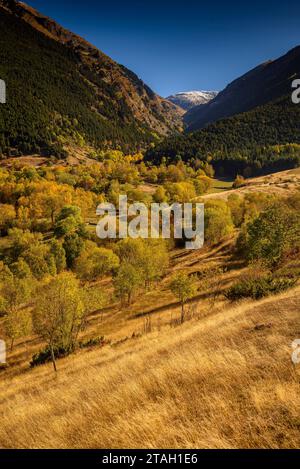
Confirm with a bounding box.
[185,46,300,131]
[0,0,183,158]
[146,94,300,176]
[167,91,218,111]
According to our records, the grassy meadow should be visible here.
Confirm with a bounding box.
[0,285,299,448]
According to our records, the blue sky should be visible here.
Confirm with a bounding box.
[27,0,300,97]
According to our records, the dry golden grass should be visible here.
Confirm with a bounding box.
[0,285,299,449]
[0,239,237,378]
[201,168,300,201]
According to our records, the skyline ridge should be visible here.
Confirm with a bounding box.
[6,0,300,96]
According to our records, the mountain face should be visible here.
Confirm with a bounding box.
[166,91,218,111]
[0,0,183,158]
[185,46,300,131]
[146,46,300,176]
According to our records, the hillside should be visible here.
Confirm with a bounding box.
[185,46,300,131]
[202,168,300,200]
[0,158,299,449]
[0,263,299,448]
[146,96,300,176]
[0,0,183,158]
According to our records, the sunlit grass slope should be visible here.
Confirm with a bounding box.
[0,286,299,449]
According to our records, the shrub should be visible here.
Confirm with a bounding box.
[30,345,74,368]
[78,336,106,349]
[232,175,245,188]
[225,275,297,301]
[30,337,106,367]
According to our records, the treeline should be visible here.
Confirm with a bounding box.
[146,96,300,177]
[0,10,155,158]
[0,156,215,226]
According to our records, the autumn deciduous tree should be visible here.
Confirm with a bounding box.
[165,181,196,204]
[243,205,300,267]
[113,264,143,306]
[33,272,85,371]
[75,242,119,281]
[169,272,197,324]
[138,239,169,288]
[204,200,234,245]
[116,238,169,289]
[7,229,43,262]
[0,204,16,235]
[153,186,168,203]
[54,205,85,238]
[0,261,33,350]
[63,233,84,268]
[5,308,32,352]
[49,239,67,274]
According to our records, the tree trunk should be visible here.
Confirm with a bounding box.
[50,344,57,372]
[181,302,185,324]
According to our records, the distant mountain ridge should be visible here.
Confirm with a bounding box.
[167,91,218,111]
[0,0,183,158]
[185,46,300,131]
[146,46,300,176]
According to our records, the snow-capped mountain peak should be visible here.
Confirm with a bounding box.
[167,90,218,111]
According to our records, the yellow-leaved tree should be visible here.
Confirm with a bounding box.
[33,272,85,371]
[169,272,197,324]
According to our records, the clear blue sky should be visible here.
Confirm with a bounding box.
[26,0,300,97]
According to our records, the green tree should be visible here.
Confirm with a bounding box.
[5,308,32,351]
[75,243,119,281]
[50,239,67,273]
[22,244,55,279]
[193,176,212,196]
[10,258,32,279]
[54,205,86,238]
[113,263,143,306]
[63,233,84,268]
[205,201,234,245]
[33,273,85,371]
[0,263,33,350]
[165,182,196,203]
[153,186,168,203]
[7,229,43,262]
[116,238,169,288]
[243,205,300,267]
[137,239,169,288]
[169,272,197,324]
[0,204,16,235]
